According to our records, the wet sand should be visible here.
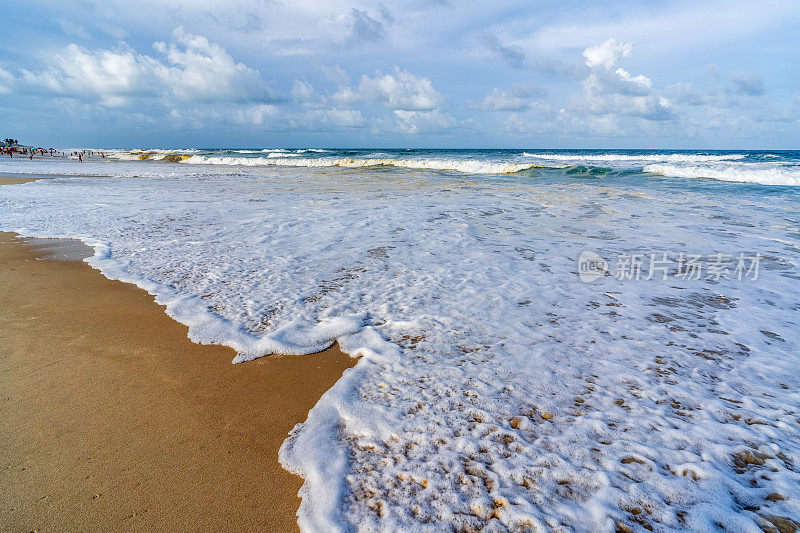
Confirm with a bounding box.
[0,225,357,531]
[0,176,48,185]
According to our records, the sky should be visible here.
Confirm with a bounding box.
[1,0,799,149]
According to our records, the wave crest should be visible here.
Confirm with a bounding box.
[181,155,540,174]
[644,163,800,186]
[524,153,747,163]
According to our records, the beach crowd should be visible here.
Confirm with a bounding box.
[1,141,104,162]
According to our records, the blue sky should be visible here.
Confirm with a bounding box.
[1,0,799,148]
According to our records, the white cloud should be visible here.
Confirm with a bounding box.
[152,29,272,102]
[0,66,13,94]
[333,67,441,111]
[291,79,327,108]
[292,80,315,101]
[12,29,273,106]
[578,91,672,121]
[514,0,800,59]
[321,65,351,85]
[235,104,279,125]
[575,39,672,121]
[4,1,796,144]
[582,38,633,69]
[18,44,159,105]
[614,68,651,90]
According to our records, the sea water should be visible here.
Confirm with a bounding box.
[1,149,799,531]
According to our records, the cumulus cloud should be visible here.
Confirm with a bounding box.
[234,104,279,125]
[18,44,160,105]
[586,68,651,97]
[10,28,274,106]
[582,39,633,69]
[292,80,314,101]
[575,38,672,121]
[152,29,273,102]
[291,79,331,110]
[333,67,441,111]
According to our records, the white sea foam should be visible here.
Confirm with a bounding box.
[1,155,799,531]
[180,155,538,174]
[645,163,800,186]
[523,152,747,163]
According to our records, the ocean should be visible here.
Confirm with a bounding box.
[1,149,799,530]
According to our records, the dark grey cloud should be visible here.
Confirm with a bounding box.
[731,72,765,96]
[481,31,525,68]
[346,6,393,46]
[481,31,584,80]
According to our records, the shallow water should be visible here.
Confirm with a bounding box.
[1,150,799,531]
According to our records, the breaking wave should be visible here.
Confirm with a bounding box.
[181,155,540,174]
[644,163,800,186]
[523,152,747,163]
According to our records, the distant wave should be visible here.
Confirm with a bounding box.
[113,152,192,162]
[99,149,798,184]
[523,153,747,163]
[644,163,800,186]
[180,155,540,174]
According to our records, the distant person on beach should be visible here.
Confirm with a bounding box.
[78,153,83,162]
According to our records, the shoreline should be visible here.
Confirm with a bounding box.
[0,176,50,185]
[0,229,357,531]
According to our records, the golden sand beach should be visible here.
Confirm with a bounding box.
[0,181,357,531]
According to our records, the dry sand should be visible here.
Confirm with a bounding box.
[0,220,357,531]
